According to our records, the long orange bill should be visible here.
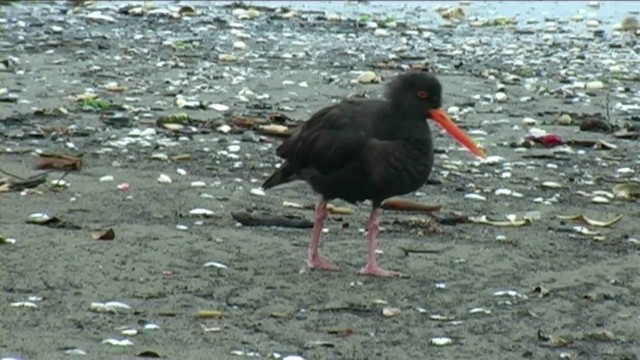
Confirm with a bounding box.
[428,108,486,158]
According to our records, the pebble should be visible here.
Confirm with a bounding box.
[493,92,508,103]
[557,114,573,125]
[250,188,266,196]
[522,117,538,126]
[99,175,114,182]
[430,337,453,346]
[191,181,207,187]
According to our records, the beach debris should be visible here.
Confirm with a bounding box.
[524,133,563,148]
[382,307,401,317]
[437,6,465,21]
[538,328,573,347]
[326,327,354,337]
[555,214,623,228]
[0,235,17,245]
[26,213,79,229]
[0,172,48,192]
[90,301,131,313]
[494,290,528,299]
[380,198,442,212]
[36,153,82,171]
[91,228,115,240]
[430,337,453,346]
[157,174,172,184]
[356,71,381,84]
[62,348,87,356]
[10,301,38,308]
[189,208,215,217]
[533,285,550,299]
[102,339,134,346]
[137,350,162,358]
[612,183,640,200]
[231,211,313,228]
[156,113,191,130]
[197,310,223,319]
[464,193,486,201]
[203,261,228,269]
[469,215,531,227]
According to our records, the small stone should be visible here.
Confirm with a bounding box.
[374,28,389,37]
[585,81,604,90]
[587,1,600,8]
[357,71,380,84]
[232,41,247,50]
[494,92,508,103]
[522,117,538,126]
[218,54,237,62]
[557,114,573,125]
[586,19,600,28]
[210,103,229,112]
[99,175,114,182]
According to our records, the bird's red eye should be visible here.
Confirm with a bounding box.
[417,91,428,99]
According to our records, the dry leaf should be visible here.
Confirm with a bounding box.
[555,214,623,227]
[36,153,83,171]
[381,198,442,213]
[326,204,353,215]
[91,228,115,241]
[469,215,531,227]
[197,310,222,319]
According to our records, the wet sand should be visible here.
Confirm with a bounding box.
[1,1,640,359]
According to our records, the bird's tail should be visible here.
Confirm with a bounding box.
[262,164,296,190]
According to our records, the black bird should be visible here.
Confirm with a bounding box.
[262,71,486,277]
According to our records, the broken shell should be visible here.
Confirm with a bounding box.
[591,196,610,204]
[204,261,228,269]
[464,193,486,201]
[157,174,172,184]
[189,208,215,217]
[430,337,453,346]
[90,301,131,313]
[102,339,134,346]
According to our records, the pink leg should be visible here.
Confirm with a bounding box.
[358,208,402,277]
[307,198,339,271]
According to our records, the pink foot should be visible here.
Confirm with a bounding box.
[358,264,402,278]
[307,254,340,271]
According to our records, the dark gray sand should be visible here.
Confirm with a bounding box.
[1,1,640,359]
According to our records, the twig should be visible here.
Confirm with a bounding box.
[0,167,26,180]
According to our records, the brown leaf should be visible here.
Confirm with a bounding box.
[327,327,354,337]
[381,198,442,212]
[36,153,83,171]
[91,228,115,241]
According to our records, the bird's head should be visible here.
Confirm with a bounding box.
[385,71,486,159]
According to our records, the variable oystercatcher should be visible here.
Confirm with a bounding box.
[262,71,486,277]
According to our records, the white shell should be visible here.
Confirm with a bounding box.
[464,193,486,201]
[204,261,228,269]
[430,337,453,346]
[189,208,215,217]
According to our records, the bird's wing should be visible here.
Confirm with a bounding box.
[276,101,375,175]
